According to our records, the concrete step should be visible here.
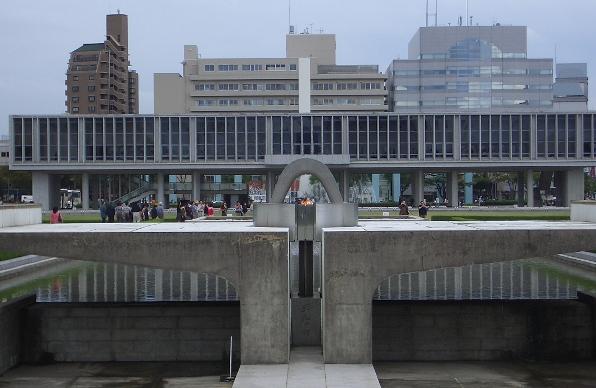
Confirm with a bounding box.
[233,347,381,388]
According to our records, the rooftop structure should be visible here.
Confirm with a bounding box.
[387,25,554,113]
[553,63,589,111]
[154,33,387,114]
[65,13,139,115]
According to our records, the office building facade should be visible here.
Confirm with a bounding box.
[10,111,594,210]
[154,34,387,114]
[387,26,554,113]
[65,13,139,115]
[553,63,589,111]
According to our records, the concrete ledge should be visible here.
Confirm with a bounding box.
[571,201,596,222]
[0,205,41,228]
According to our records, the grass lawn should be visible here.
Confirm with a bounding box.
[358,209,570,221]
[0,251,25,261]
[42,211,249,223]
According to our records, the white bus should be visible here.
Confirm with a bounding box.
[60,189,81,209]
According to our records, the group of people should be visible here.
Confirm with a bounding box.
[176,200,250,222]
[98,199,164,223]
[397,199,430,218]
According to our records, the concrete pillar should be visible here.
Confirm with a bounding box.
[371,174,380,202]
[78,270,87,302]
[156,174,165,206]
[192,171,201,201]
[413,171,424,204]
[526,170,534,207]
[339,170,350,202]
[564,168,585,206]
[32,172,54,210]
[81,173,90,210]
[448,172,458,207]
[266,171,275,202]
[464,173,473,205]
[392,173,401,203]
[517,172,525,207]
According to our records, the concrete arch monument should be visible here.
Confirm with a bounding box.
[270,158,344,204]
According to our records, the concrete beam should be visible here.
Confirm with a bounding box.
[0,225,289,365]
[322,223,596,364]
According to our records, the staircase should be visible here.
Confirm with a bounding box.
[115,180,156,204]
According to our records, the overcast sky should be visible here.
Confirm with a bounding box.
[1,0,594,133]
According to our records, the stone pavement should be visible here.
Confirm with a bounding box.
[232,347,381,388]
[0,362,232,387]
[375,360,596,387]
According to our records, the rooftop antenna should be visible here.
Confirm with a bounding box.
[288,0,291,34]
[425,0,438,27]
[466,0,469,25]
[117,8,120,14]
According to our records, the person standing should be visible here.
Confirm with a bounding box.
[99,199,107,223]
[418,200,429,218]
[399,200,409,216]
[106,202,115,223]
[50,207,63,224]
[220,201,228,216]
[156,202,164,220]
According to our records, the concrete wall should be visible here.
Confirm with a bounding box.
[373,300,594,361]
[23,302,240,363]
[0,295,36,375]
[0,205,41,227]
[154,73,186,114]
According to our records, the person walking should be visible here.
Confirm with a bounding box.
[50,207,63,224]
[220,201,228,217]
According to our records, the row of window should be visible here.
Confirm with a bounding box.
[195,82,299,91]
[71,75,96,81]
[312,82,382,91]
[395,98,553,109]
[12,114,596,163]
[393,67,553,77]
[271,116,343,155]
[194,81,383,92]
[395,82,553,92]
[195,97,385,107]
[71,85,97,93]
[204,63,297,72]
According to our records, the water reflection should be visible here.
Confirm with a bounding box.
[374,260,585,301]
[4,257,593,304]
[34,262,238,303]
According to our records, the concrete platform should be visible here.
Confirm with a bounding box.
[0,362,233,387]
[375,360,596,387]
[233,347,381,388]
[1,219,596,234]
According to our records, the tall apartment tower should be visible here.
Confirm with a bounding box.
[387,25,554,113]
[65,13,139,114]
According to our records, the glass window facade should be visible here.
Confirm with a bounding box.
[10,113,591,165]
